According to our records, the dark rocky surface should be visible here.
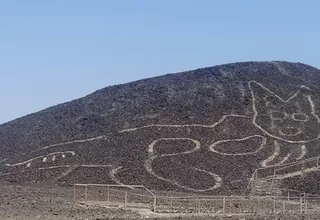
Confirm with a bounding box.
[1,61,320,195]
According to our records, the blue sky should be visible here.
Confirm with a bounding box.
[0,0,319,123]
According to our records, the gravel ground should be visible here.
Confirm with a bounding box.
[1,181,320,220]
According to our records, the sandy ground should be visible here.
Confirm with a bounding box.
[1,181,320,220]
[0,181,142,220]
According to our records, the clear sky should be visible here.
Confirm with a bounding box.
[0,0,319,124]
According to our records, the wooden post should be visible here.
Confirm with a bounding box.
[124,192,127,210]
[73,185,76,203]
[84,185,88,203]
[198,199,201,214]
[300,196,303,214]
[153,196,157,213]
[282,201,286,213]
[170,197,173,212]
[222,196,226,215]
[107,185,110,204]
[305,201,308,214]
[287,191,290,201]
[273,196,276,213]
[302,160,305,179]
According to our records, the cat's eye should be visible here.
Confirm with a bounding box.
[292,113,309,122]
[270,111,285,120]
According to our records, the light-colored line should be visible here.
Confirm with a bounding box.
[145,138,222,192]
[0,158,7,164]
[272,62,289,76]
[276,153,291,166]
[308,96,320,123]
[109,166,123,185]
[148,138,201,156]
[209,135,267,156]
[109,166,134,189]
[32,135,107,153]
[119,114,249,133]
[54,165,78,180]
[5,151,75,167]
[145,156,222,192]
[261,141,280,167]
[274,166,320,180]
[249,80,320,143]
[260,140,292,167]
[0,165,71,177]
[81,164,113,168]
[38,165,71,170]
[297,145,307,160]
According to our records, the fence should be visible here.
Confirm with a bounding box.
[252,155,320,181]
[73,184,320,215]
[74,184,156,211]
[153,195,320,215]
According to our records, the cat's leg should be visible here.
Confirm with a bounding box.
[259,140,307,168]
[144,138,222,192]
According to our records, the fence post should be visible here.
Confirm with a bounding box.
[84,185,88,203]
[305,201,308,214]
[198,199,201,214]
[153,196,157,213]
[302,160,305,178]
[287,191,290,201]
[273,196,276,213]
[282,201,286,214]
[300,196,303,214]
[73,184,76,203]
[317,157,319,169]
[170,197,173,212]
[124,192,127,210]
[222,196,226,215]
[107,185,110,204]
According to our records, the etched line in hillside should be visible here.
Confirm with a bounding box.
[297,145,307,160]
[249,80,320,143]
[0,158,7,164]
[308,96,320,123]
[119,114,249,133]
[272,62,289,76]
[5,151,76,167]
[145,156,222,192]
[109,166,124,185]
[148,138,201,155]
[81,164,113,168]
[209,135,267,156]
[33,135,107,153]
[277,153,291,166]
[54,165,78,181]
[261,141,280,167]
[274,167,320,180]
[145,138,222,192]
[109,166,134,189]
[38,165,71,170]
[0,165,71,177]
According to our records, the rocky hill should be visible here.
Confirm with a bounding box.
[1,61,320,195]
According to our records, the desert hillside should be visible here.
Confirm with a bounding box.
[1,61,320,195]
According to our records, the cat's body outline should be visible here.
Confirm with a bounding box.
[1,80,320,192]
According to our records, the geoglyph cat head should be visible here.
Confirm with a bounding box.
[249,81,320,143]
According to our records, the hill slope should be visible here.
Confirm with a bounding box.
[1,61,320,195]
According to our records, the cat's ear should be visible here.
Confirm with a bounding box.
[249,81,283,111]
[291,86,314,113]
